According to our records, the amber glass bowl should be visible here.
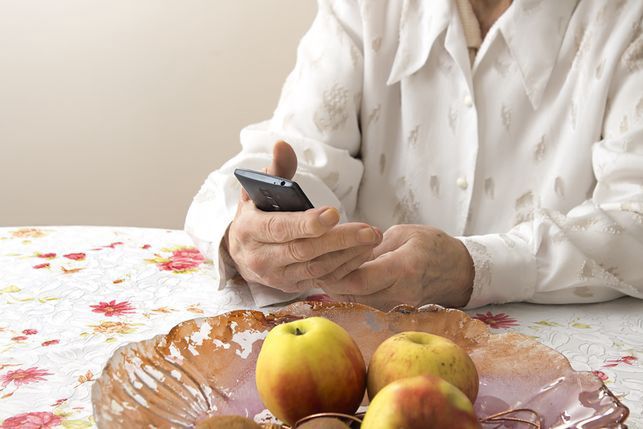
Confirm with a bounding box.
[92,302,629,428]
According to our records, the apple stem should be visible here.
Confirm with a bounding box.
[295,327,304,336]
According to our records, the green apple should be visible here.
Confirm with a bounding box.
[367,331,478,402]
[361,374,480,429]
[255,317,366,426]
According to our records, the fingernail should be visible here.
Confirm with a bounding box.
[319,208,339,226]
[357,227,376,243]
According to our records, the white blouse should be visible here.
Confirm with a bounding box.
[186,0,643,308]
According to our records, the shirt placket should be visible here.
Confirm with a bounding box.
[444,15,479,236]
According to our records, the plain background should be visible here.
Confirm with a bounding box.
[0,0,317,229]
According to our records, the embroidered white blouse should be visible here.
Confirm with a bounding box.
[185,0,643,308]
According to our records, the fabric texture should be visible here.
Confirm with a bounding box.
[185,0,643,309]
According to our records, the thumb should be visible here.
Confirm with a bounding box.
[267,140,298,179]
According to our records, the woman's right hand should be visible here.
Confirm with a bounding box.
[223,141,381,293]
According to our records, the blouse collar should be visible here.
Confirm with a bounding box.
[387,0,579,109]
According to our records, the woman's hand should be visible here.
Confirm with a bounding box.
[223,141,382,293]
[320,224,474,310]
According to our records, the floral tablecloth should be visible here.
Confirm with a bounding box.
[0,226,641,428]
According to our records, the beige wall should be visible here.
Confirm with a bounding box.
[0,0,316,229]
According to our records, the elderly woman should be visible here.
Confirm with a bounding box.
[186,0,643,310]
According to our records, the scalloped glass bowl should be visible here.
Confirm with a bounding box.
[91,302,629,428]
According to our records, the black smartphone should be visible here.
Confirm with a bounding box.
[234,168,314,212]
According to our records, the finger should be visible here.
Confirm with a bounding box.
[371,227,409,258]
[247,140,296,204]
[240,187,250,202]
[268,223,381,265]
[320,250,398,296]
[268,140,298,179]
[282,245,375,282]
[248,206,340,243]
[318,247,377,283]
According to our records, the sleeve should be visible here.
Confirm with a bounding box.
[184,0,365,289]
[460,25,643,308]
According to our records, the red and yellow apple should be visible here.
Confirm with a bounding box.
[367,331,478,402]
[255,317,366,425]
[195,415,261,429]
[361,374,480,429]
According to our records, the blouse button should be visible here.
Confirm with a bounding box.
[457,177,469,190]
[463,95,473,108]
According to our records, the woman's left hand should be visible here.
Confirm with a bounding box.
[320,224,474,310]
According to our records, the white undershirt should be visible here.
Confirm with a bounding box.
[454,0,483,65]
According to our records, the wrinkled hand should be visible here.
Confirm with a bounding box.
[320,224,474,310]
[223,141,382,293]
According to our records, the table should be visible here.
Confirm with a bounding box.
[0,226,641,428]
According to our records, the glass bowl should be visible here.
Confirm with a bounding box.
[91,301,629,428]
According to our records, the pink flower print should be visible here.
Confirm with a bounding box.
[156,248,205,272]
[620,356,637,364]
[473,312,519,329]
[51,398,67,407]
[35,252,56,259]
[603,355,638,368]
[90,300,135,317]
[1,367,51,388]
[41,339,60,347]
[158,258,201,272]
[152,247,205,272]
[1,411,62,428]
[22,329,38,335]
[593,370,609,381]
[63,252,86,261]
[92,242,124,250]
[171,248,205,261]
[33,263,50,269]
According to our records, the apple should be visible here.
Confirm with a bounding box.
[255,316,366,425]
[367,331,478,402]
[361,374,480,429]
[195,415,261,429]
[297,417,351,428]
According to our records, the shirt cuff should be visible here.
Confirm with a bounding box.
[458,234,537,309]
[216,226,239,289]
[184,184,238,290]
[185,219,236,290]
